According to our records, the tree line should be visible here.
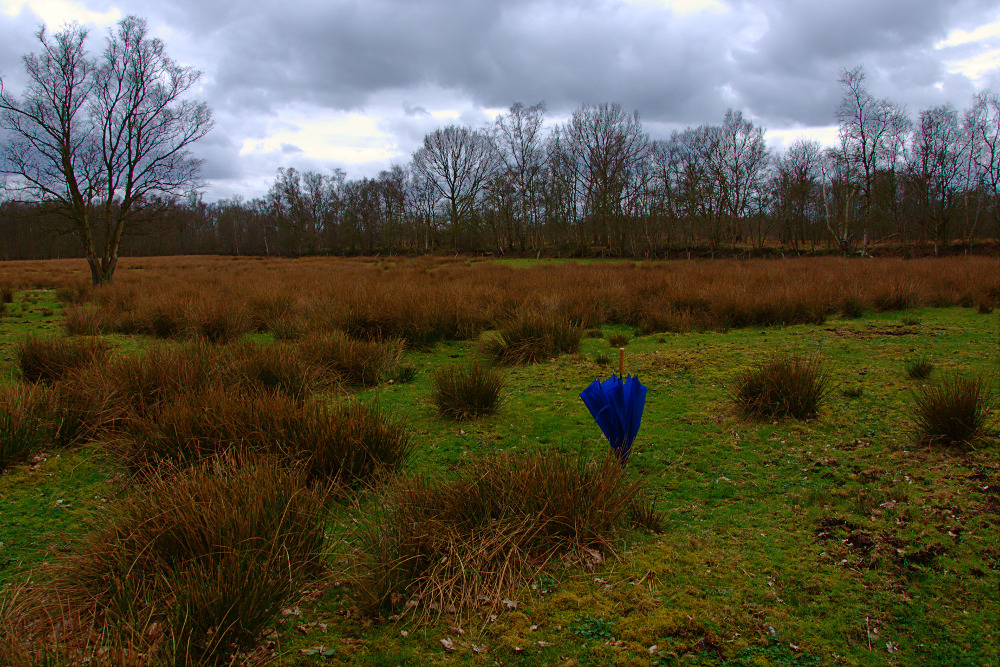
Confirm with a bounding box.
[3,19,999,273]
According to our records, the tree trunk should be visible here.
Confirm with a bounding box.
[87,251,118,285]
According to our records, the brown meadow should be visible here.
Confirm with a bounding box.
[2,254,998,343]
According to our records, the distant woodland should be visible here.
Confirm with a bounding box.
[3,67,1000,261]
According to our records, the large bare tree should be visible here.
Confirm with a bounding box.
[0,16,212,284]
[412,125,497,249]
[492,102,547,251]
[564,102,650,253]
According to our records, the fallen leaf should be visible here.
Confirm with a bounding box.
[400,630,408,638]
[501,599,519,610]
[649,645,658,654]
[537,641,554,647]
[449,626,465,635]
[440,638,455,651]
[472,644,486,654]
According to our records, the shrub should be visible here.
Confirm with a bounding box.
[39,452,330,665]
[0,284,13,304]
[607,332,629,347]
[352,450,660,618]
[0,384,51,472]
[15,336,110,384]
[906,357,934,380]
[733,356,828,421]
[913,375,992,446]
[298,330,403,387]
[481,310,581,364]
[431,360,504,420]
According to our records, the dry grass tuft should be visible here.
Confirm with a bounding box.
[5,452,330,666]
[0,383,51,471]
[351,450,660,619]
[15,336,110,384]
[912,375,992,446]
[431,360,505,420]
[733,355,828,421]
[297,330,403,387]
[481,310,581,364]
[115,388,411,486]
[906,357,935,380]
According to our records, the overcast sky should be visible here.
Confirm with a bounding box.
[2,0,999,200]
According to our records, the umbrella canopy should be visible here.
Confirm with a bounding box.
[579,373,647,465]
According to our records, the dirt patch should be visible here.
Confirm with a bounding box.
[815,517,945,571]
[823,324,927,340]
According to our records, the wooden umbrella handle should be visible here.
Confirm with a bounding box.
[619,347,625,378]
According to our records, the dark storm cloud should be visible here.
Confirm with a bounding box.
[158,0,998,128]
[1,0,998,198]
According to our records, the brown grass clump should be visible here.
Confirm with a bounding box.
[351,450,660,619]
[15,336,110,384]
[607,332,629,347]
[431,360,505,420]
[62,303,104,336]
[733,355,828,421]
[912,375,992,446]
[0,383,51,472]
[222,340,323,402]
[6,452,329,666]
[185,297,251,343]
[481,309,581,364]
[297,330,403,387]
[906,357,935,380]
[116,388,411,486]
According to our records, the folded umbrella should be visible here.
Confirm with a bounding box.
[580,371,647,466]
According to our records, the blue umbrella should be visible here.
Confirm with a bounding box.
[580,368,647,466]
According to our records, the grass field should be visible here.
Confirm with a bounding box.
[0,256,998,666]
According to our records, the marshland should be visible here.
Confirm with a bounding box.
[0,254,997,666]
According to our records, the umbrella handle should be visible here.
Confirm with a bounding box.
[618,347,624,378]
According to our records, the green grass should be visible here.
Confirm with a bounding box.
[1,295,998,666]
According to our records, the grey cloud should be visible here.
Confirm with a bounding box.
[403,103,430,117]
[2,0,999,200]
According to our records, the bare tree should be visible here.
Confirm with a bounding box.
[412,124,497,250]
[564,102,649,254]
[711,109,771,248]
[772,139,822,252]
[907,104,968,252]
[0,16,212,283]
[966,90,1000,241]
[492,101,547,251]
[835,66,909,244]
